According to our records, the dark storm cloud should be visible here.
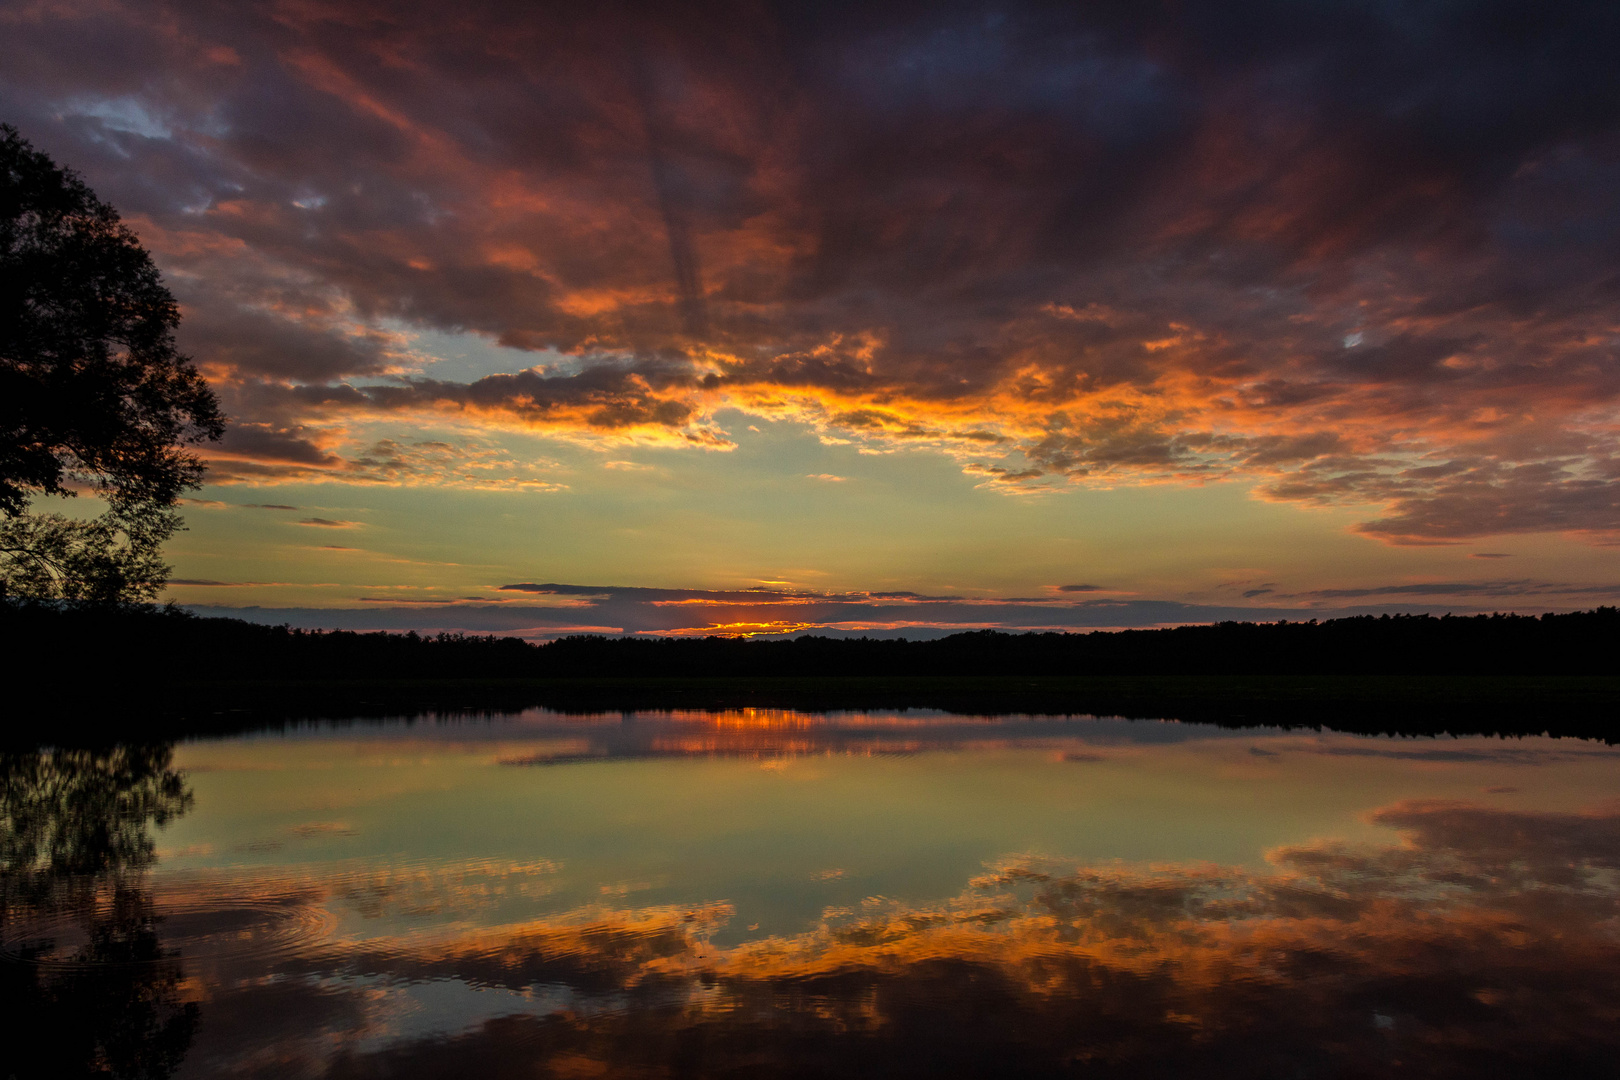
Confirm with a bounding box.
[4,0,1620,537]
[357,366,706,432]
[178,297,400,381]
[214,423,338,466]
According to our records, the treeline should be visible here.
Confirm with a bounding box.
[7,602,1620,681]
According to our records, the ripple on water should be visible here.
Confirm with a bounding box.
[0,886,339,971]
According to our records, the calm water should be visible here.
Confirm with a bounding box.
[4,709,1619,1078]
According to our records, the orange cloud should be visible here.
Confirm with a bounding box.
[10,0,1620,541]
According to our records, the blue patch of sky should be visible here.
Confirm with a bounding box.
[339,323,560,384]
[64,94,233,141]
[378,324,638,384]
[68,95,173,139]
[833,13,1172,138]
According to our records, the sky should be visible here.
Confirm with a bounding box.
[5,0,1620,637]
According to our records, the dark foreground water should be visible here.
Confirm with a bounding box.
[4,709,1619,1079]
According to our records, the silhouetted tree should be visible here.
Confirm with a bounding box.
[0,124,223,603]
[0,745,198,1079]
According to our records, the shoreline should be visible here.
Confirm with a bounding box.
[21,673,1620,746]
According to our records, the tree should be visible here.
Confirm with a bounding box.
[0,124,223,603]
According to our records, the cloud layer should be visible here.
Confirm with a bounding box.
[179,575,1620,638]
[5,0,1620,541]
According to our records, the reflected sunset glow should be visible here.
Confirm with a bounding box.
[7,712,1618,1077]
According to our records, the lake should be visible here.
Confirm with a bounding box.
[4,708,1619,1078]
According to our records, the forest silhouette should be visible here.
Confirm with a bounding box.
[9,602,1617,678]
[5,603,1618,741]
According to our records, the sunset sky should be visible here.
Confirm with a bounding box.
[7,0,1620,637]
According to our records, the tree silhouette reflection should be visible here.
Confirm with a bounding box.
[1,745,197,1079]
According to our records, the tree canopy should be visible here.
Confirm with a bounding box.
[0,124,222,602]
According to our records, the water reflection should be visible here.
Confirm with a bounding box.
[136,797,1619,1078]
[345,706,1620,766]
[0,746,197,1079]
[489,708,1217,763]
[6,719,1620,1078]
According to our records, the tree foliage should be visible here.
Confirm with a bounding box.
[0,123,222,602]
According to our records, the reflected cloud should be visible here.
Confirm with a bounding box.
[10,727,1620,1076]
[1304,744,1613,764]
[118,797,1620,1079]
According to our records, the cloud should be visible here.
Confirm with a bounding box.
[356,596,457,604]
[183,575,1612,639]
[6,1,1620,539]
[297,517,359,528]
[213,424,340,467]
[1290,579,1620,600]
[203,427,572,490]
